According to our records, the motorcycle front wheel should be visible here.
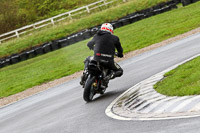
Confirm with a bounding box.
[83,75,96,102]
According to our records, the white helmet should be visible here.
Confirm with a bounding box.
[100,23,114,34]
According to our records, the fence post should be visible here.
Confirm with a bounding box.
[86,6,90,13]
[68,12,72,19]
[15,31,20,38]
[51,18,55,26]
[33,24,36,29]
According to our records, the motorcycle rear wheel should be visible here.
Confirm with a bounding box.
[83,75,96,102]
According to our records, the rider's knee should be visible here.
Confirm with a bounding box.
[84,56,93,70]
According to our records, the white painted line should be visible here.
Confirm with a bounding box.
[189,102,200,112]
[154,96,190,113]
[141,97,176,113]
[135,95,165,111]
[171,95,200,112]
[126,91,159,109]
[123,89,155,106]
[136,113,200,121]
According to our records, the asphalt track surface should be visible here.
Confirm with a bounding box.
[0,33,200,133]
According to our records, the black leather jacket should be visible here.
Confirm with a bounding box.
[87,30,123,60]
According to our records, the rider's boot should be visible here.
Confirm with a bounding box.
[100,71,115,89]
[104,70,115,81]
[101,80,109,89]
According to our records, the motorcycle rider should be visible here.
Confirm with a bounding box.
[80,23,124,87]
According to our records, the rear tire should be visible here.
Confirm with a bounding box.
[83,75,96,102]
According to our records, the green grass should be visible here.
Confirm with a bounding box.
[154,56,200,96]
[0,41,93,97]
[116,2,200,53]
[0,1,200,98]
[0,0,168,58]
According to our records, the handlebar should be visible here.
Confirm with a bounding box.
[115,52,123,58]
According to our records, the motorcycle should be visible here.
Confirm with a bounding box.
[82,57,115,102]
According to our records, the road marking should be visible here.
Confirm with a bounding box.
[105,54,200,121]
[171,96,200,113]
[154,96,190,113]
[141,97,175,113]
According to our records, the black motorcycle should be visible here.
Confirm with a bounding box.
[82,59,113,102]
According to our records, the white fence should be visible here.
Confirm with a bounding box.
[0,0,128,44]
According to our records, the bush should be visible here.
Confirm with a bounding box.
[0,0,100,34]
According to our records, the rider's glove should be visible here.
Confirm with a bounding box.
[89,46,93,50]
[117,52,123,58]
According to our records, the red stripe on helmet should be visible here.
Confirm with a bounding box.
[101,27,113,34]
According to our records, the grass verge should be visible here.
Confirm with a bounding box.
[154,56,200,96]
[0,0,168,58]
[0,1,200,98]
